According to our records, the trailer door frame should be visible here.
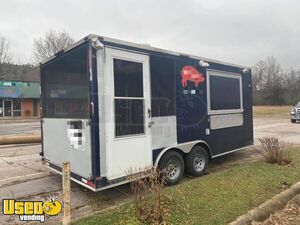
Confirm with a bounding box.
[104,47,152,180]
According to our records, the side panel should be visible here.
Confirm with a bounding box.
[149,54,177,150]
[206,66,253,155]
[43,118,92,178]
[210,114,243,130]
[175,56,209,144]
[151,116,177,149]
[175,57,253,156]
[41,42,98,180]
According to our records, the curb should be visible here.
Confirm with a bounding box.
[229,181,300,225]
[0,134,41,145]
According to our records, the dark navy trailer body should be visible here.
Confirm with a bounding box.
[40,35,253,191]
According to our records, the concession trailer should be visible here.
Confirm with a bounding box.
[40,34,253,191]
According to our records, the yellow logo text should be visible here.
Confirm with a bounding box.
[2,199,62,223]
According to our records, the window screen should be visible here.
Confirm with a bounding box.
[210,74,241,111]
[113,59,145,137]
[115,99,144,136]
[41,44,89,118]
[150,56,175,117]
[114,59,143,97]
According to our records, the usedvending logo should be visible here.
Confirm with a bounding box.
[2,198,62,223]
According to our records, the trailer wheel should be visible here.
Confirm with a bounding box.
[185,145,208,177]
[158,151,184,186]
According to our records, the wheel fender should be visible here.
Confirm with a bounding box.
[154,140,211,167]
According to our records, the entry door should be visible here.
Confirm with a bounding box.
[105,48,152,180]
[4,100,12,117]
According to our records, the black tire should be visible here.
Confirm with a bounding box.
[291,119,296,123]
[158,151,184,186]
[185,145,208,177]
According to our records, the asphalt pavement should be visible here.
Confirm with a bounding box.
[0,119,40,136]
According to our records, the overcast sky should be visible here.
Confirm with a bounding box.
[1,0,300,69]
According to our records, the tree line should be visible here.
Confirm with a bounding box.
[252,56,300,106]
[0,30,299,105]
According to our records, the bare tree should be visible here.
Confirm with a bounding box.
[0,34,13,79]
[0,34,12,64]
[284,69,300,105]
[252,56,285,105]
[33,29,74,63]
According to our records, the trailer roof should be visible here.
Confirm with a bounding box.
[41,34,250,69]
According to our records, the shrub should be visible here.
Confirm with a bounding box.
[129,168,170,225]
[255,137,292,165]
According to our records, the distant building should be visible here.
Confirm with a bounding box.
[0,81,40,117]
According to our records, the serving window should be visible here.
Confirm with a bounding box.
[207,70,243,115]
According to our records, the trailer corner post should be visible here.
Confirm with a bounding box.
[62,161,71,225]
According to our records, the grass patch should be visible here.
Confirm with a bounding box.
[253,105,291,118]
[74,148,300,225]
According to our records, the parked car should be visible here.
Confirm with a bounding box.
[290,101,300,123]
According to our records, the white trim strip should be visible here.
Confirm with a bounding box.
[48,165,149,192]
[212,146,249,158]
[47,166,96,192]
[114,97,144,100]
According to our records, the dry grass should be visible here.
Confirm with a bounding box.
[129,168,170,225]
[255,137,292,165]
[252,200,300,225]
[253,105,292,118]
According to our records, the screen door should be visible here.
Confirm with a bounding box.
[105,48,152,180]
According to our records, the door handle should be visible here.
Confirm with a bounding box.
[148,121,155,128]
[148,108,151,119]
